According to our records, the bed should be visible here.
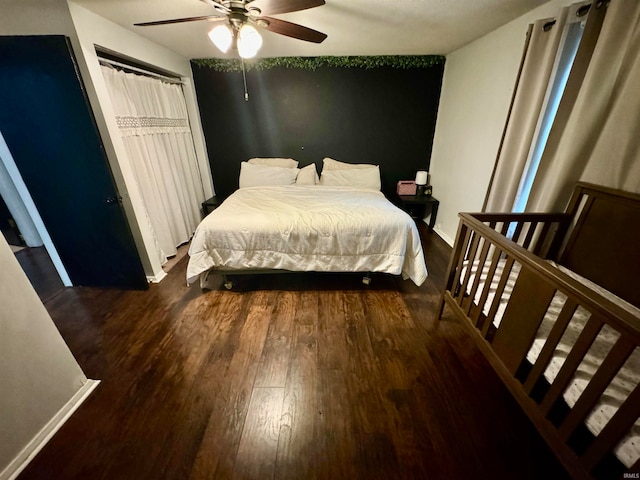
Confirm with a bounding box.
[438,182,640,479]
[187,158,428,288]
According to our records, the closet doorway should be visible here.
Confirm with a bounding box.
[99,53,206,268]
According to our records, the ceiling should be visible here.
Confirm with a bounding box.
[74,0,549,59]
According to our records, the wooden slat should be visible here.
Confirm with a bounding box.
[451,227,472,302]
[442,220,466,293]
[533,221,553,257]
[471,245,502,329]
[460,234,482,311]
[559,195,596,264]
[540,315,604,416]
[491,268,557,374]
[523,299,578,394]
[481,257,515,339]
[522,221,538,250]
[581,381,640,471]
[464,238,491,315]
[512,221,525,245]
[558,337,635,441]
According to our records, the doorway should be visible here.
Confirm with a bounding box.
[0,147,67,302]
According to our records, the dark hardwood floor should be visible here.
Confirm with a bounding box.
[19,224,568,480]
[14,246,64,302]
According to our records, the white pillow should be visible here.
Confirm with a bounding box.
[239,162,299,188]
[323,157,377,171]
[296,164,319,185]
[248,157,299,168]
[320,166,381,190]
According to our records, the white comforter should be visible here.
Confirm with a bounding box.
[187,185,428,286]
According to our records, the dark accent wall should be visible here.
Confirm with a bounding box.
[191,61,444,199]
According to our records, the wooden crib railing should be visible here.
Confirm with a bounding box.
[439,210,640,479]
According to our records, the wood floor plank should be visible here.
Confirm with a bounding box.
[14,246,64,302]
[316,368,358,480]
[275,324,319,480]
[317,291,350,370]
[146,292,248,479]
[190,293,273,479]
[354,433,402,480]
[295,290,319,326]
[365,292,421,390]
[254,291,296,388]
[345,326,387,434]
[233,387,285,480]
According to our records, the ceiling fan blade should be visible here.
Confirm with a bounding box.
[134,15,225,27]
[248,0,324,16]
[261,16,327,43]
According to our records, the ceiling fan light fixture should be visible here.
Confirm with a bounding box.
[208,24,233,53]
[237,23,263,59]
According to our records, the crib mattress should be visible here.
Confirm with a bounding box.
[463,258,640,468]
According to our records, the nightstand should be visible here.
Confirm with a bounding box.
[395,194,439,229]
[202,196,221,217]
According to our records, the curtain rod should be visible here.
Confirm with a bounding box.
[98,57,183,85]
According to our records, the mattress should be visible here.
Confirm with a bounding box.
[187,185,428,286]
[462,258,640,467]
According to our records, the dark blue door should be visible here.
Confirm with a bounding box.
[0,35,148,289]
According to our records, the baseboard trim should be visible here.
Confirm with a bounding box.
[0,379,100,480]
[147,269,167,284]
[434,226,454,247]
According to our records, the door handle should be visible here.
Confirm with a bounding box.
[105,196,122,205]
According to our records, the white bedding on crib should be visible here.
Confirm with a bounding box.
[187,185,428,286]
[462,258,640,467]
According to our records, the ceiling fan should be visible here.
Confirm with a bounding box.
[134,0,327,58]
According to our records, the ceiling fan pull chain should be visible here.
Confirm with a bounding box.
[241,57,249,102]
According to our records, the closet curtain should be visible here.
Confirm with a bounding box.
[101,66,205,262]
[527,0,640,211]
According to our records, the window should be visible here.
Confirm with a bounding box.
[512,18,587,213]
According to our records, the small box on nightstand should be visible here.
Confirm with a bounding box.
[417,184,433,197]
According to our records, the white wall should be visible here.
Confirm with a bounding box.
[0,0,75,34]
[0,4,95,477]
[0,233,97,480]
[429,0,568,245]
[68,1,213,282]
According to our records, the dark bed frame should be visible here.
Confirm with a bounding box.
[438,182,640,479]
[199,267,374,290]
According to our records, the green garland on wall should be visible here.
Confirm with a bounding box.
[192,55,445,72]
